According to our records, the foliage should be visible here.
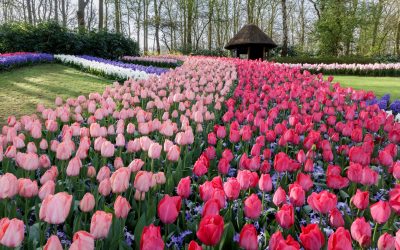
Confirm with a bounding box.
[271,55,400,64]
[0,22,139,59]
[187,48,229,57]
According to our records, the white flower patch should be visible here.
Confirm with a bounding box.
[54,54,153,80]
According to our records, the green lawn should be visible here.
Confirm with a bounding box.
[330,75,400,99]
[0,63,111,124]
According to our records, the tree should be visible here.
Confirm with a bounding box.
[77,0,89,32]
[281,0,288,56]
[98,0,103,29]
[115,0,121,33]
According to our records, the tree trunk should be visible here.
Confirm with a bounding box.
[208,0,213,50]
[281,0,288,57]
[135,0,141,50]
[153,0,162,54]
[54,0,58,22]
[371,0,383,50]
[77,0,89,32]
[396,19,400,56]
[105,0,108,31]
[299,0,305,50]
[186,0,194,52]
[26,0,33,24]
[143,0,149,53]
[247,0,255,24]
[61,0,66,26]
[98,0,103,30]
[115,0,121,33]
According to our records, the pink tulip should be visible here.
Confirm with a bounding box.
[39,192,73,224]
[90,210,113,239]
[0,218,24,247]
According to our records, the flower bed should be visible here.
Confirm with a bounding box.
[0,56,400,249]
[121,56,182,68]
[54,54,151,81]
[79,55,169,75]
[0,57,237,249]
[0,53,54,70]
[281,62,400,76]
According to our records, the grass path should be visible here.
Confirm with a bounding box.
[0,63,110,124]
[331,75,400,100]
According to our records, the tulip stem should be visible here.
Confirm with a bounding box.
[372,223,379,244]
[261,192,265,211]
[24,199,29,237]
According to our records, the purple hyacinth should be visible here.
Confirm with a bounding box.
[389,100,400,114]
[377,99,388,109]
[0,53,54,69]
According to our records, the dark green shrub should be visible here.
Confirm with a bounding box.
[0,22,139,59]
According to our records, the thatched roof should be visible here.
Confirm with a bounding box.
[224,24,277,50]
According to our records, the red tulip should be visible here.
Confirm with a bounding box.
[295,173,313,191]
[327,227,352,250]
[269,230,300,250]
[276,204,294,229]
[239,224,258,250]
[329,208,344,228]
[140,225,165,250]
[177,176,191,198]
[379,150,393,167]
[188,240,203,250]
[202,199,222,217]
[193,154,209,177]
[157,195,181,224]
[217,157,230,174]
[351,189,369,210]
[377,233,395,250]
[370,200,391,224]
[196,215,224,246]
[207,132,217,145]
[307,190,337,214]
[289,183,305,207]
[244,193,262,219]
[299,224,325,250]
[273,186,286,207]
[258,173,272,192]
[223,177,241,200]
[350,217,371,247]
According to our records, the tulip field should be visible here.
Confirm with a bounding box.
[1,54,400,250]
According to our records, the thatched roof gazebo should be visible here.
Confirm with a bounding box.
[225,24,277,61]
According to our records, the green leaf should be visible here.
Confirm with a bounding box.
[134,214,147,249]
[219,222,235,250]
[28,223,41,243]
[339,190,350,199]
